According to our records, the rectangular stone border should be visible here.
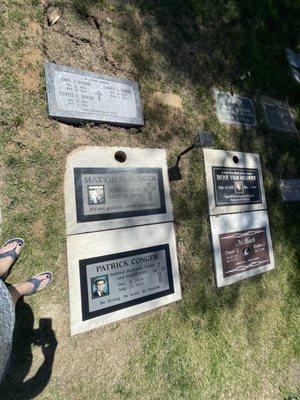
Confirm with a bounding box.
[45,62,144,127]
[64,147,174,235]
[210,210,274,287]
[203,149,267,215]
[67,223,181,335]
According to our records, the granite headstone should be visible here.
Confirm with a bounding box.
[280,179,300,202]
[214,89,257,126]
[64,147,174,234]
[260,96,297,133]
[45,62,144,126]
[203,149,267,216]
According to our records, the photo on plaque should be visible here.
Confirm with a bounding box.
[88,185,105,205]
[79,244,174,321]
[212,166,261,206]
[91,275,109,299]
[234,181,244,194]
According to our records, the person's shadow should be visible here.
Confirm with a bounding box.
[0,299,57,400]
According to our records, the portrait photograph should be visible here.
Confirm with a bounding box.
[91,275,110,299]
[88,185,105,205]
[234,181,244,194]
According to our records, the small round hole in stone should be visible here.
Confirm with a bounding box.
[233,155,239,164]
[114,151,127,163]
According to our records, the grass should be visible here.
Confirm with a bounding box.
[0,0,299,399]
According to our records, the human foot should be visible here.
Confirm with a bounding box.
[8,272,53,305]
[0,238,24,279]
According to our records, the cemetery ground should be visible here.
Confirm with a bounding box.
[0,0,299,399]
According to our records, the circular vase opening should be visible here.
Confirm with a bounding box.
[114,151,127,163]
[233,155,239,164]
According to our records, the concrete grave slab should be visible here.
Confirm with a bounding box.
[214,89,257,126]
[210,210,274,287]
[65,147,174,234]
[203,149,267,215]
[285,48,300,84]
[67,222,181,335]
[280,179,300,202]
[260,96,297,134]
[45,62,144,127]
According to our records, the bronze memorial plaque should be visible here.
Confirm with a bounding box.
[219,228,270,278]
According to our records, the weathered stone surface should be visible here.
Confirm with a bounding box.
[45,62,144,126]
[280,179,300,201]
[260,96,298,133]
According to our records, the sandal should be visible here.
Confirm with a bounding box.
[25,271,53,296]
[1,238,25,280]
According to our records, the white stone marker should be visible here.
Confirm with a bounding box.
[67,222,181,335]
[210,210,274,287]
[64,147,174,235]
[203,149,267,216]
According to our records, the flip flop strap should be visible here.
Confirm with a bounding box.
[0,249,18,262]
[26,277,41,295]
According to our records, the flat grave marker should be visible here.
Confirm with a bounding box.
[45,62,144,126]
[203,149,267,216]
[210,210,274,287]
[67,222,181,335]
[285,48,300,84]
[64,147,174,235]
[280,179,300,202]
[214,89,257,126]
[260,96,297,134]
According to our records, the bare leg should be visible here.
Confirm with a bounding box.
[0,241,23,277]
[8,274,51,305]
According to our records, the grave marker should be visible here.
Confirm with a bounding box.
[210,210,274,287]
[214,89,256,126]
[260,96,297,133]
[203,149,267,215]
[280,179,300,202]
[203,149,274,287]
[65,147,173,235]
[65,147,181,335]
[45,62,144,126]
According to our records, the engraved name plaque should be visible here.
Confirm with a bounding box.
[80,244,174,321]
[45,63,144,126]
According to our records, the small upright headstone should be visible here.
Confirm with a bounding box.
[260,96,297,133]
[214,89,257,126]
[45,62,144,127]
[285,48,300,84]
[280,179,300,202]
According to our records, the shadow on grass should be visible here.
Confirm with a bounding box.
[1,300,57,400]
